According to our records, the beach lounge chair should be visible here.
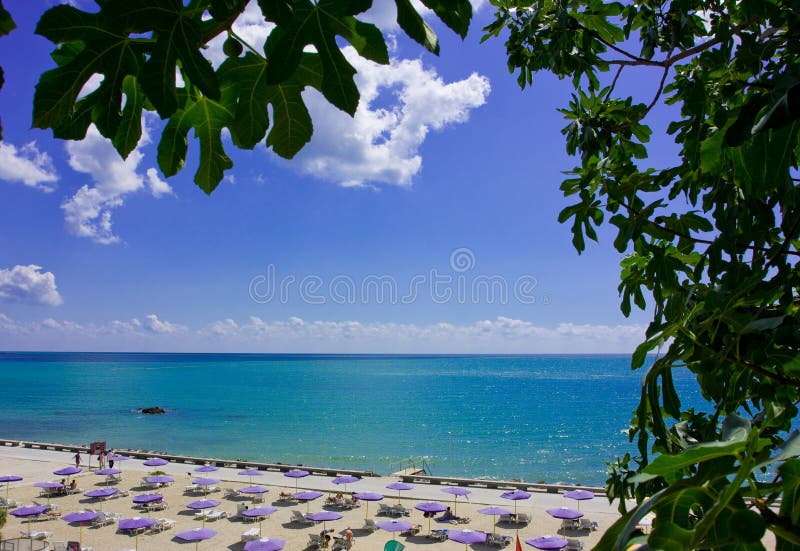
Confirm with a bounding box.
[307,533,323,549]
[486,533,512,547]
[184,484,200,493]
[149,518,175,533]
[377,503,393,516]
[391,504,411,516]
[278,491,296,502]
[384,541,405,551]
[566,538,584,550]
[362,518,380,532]
[205,509,228,521]
[224,488,239,499]
[428,529,448,541]
[241,528,260,542]
[52,542,67,551]
[578,518,598,531]
[22,530,52,540]
[0,496,18,507]
[516,512,531,525]
[291,510,315,525]
[402,524,421,536]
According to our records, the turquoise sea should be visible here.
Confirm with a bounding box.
[0,353,700,487]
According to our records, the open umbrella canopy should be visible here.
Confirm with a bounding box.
[415,501,447,513]
[242,507,278,519]
[293,491,323,501]
[0,475,22,483]
[244,537,286,551]
[376,520,413,533]
[386,482,413,491]
[145,475,174,484]
[332,475,359,485]
[526,536,569,550]
[353,492,383,501]
[34,481,63,489]
[95,468,122,476]
[187,499,220,510]
[546,507,583,520]
[307,511,343,522]
[192,478,220,486]
[500,490,531,501]
[176,527,217,542]
[239,485,269,495]
[113,455,131,462]
[448,529,487,544]
[442,487,472,497]
[10,505,48,517]
[478,506,512,516]
[284,469,309,478]
[239,469,263,477]
[62,510,99,523]
[85,488,117,498]
[119,517,156,531]
[563,490,594,501]
[143,457,168,467]
[54,467,81,476]
[194,465,219,473]
[132,493,163,504]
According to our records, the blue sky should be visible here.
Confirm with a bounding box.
[0,0,658,353]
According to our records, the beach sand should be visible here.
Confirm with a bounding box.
[0,447,623,550]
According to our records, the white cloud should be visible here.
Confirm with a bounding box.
[0,142,58,192]
[140,314,185,335]
[62,122,173,244]
[0,265,63,306]
[205,3,275,67]
[294,49,490,188]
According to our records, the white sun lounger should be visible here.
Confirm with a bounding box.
[241,528,260,541]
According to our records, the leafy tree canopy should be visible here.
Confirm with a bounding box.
[19,0,800,548]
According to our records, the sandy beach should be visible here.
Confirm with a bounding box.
[0,446,624,550]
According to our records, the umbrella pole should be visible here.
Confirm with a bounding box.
[259,518,263,537]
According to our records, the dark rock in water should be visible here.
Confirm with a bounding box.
[139,407,166,414]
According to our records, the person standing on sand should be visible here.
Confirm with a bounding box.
[345,527,353,549]
[98,450,106,469]
[107,449,115,469]
[73,451,81,467]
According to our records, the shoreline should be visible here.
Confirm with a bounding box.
[0,438,606,495]
[0,445,623,550]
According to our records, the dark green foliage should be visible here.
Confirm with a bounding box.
[31,0,470,194]
[485,0,800,548]
[0,0,16,140]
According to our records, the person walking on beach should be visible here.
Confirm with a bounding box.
[107,449,115,469]
[344,527,353,549]
[73,451,81,467]
[98,450,106,469]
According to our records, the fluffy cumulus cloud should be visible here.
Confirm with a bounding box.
[0,142,58,192]
[0,265,63,306]
[295,50,490,187]
[61,122,173,245]
[0,312,646,353]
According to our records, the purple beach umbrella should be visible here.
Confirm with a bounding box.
[132,493,163,504]
[478,506,512,531]
[119,516,156,551]
[448,528,487,550]
[85,487,118,499]
[563,489,594,511]
[386,482,413,504]
[244,537,286,551]
[34,481,63,505]
[242,506,278,536]
[353,492,383,518]
[442,487,471,515]
[10,504,48,518]
[415,501,447,533]
[239,468,264,484]
[500,489,532,516]
[239,485,269,495]
[192,477,219,496]
[54,466,81,476]
[143,457,168,467]
[283,469,309,491]
[307,510,343,531]
[332,475,360,493]
[187,499,220,527]
[145,475,174,485]
[194,465,219,473]
[0,475,22,503]
[376,519,413,540]
[62,510,99,547]
[527,536,569,550]
[176,527,216,551]
[546,507,583,520]
[96,468,122,476]
[293,490,323,513]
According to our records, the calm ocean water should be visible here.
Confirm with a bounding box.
[0,352,699,487]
